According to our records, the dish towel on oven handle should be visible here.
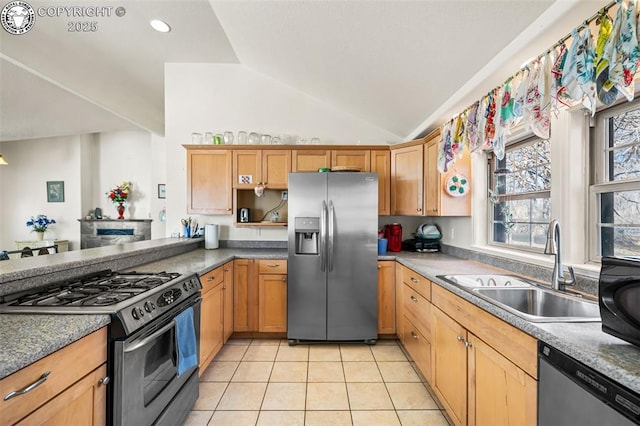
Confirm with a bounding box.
[175,306,198,376]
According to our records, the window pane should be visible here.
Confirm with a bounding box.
[612,108,640,147]
[611,144,640,181]
[490,137,551,251]
[599,190,640,257]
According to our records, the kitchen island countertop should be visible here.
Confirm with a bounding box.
[2,246,639,397]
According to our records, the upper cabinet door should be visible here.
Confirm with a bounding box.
[233,150,261,188]
[391,144,424,215]
[187,149,232,214]
[291,149,331,172]
[262,150,291,189]
[424,129,471,217]
[331,150,371,172]
[371,150,391,215]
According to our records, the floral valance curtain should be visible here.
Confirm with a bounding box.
[438,0,639,172]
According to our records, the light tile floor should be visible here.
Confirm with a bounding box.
[185,338,451,426]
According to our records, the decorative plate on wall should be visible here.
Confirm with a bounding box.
[444,173,469,197]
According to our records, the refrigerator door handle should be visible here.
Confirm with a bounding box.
[328,200,335,272]
[320,200,327,272]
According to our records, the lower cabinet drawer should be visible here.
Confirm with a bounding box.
[258,260,287,274]
[200,265,224,293]
[0,328,107,426]
[403,285,431,340]
[402,315,432,383]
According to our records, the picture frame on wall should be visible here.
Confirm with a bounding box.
[47,181,64,203]
[158,184,166,199]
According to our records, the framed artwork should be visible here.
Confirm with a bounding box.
[47,181,64,203]
[158,184,166,199]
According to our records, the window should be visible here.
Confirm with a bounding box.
[488,137,551,251]
[591,100,640,258]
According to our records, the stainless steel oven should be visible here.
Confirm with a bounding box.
[0,270,203,426]
[112,295,201,426]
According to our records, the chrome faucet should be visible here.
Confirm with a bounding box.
[544,219,576,291]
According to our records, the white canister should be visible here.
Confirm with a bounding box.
[204,224,219,249]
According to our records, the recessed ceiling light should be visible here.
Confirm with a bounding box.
[150,19,171,33]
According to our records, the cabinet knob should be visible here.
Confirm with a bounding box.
[416,208,422,212]
[267,264,280,268]
[99,377,110,386]
[410,277,419,283]
[378,264,381,269]
[411,331,418,340]
[456,335,464,343]
[207,276,215,282]
[282,277,286,282]
[464,341,473,349]
[410,295,418,302]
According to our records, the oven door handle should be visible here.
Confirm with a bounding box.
[124,320,175,353]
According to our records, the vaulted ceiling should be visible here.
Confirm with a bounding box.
[0,0,607,142]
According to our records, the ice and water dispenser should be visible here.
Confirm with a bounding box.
[294,217,319,255]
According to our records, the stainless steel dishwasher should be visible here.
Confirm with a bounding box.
[538,342,639,425]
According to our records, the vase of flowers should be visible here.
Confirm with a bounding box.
[106,181,132,220]
[26,214,56,240]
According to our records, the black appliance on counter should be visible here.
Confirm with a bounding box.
[0,270,202,426]
[599,256,640,347]
[401,238,440,253]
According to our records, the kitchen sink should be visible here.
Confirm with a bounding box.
[472,287,601,323]
[439,274,534,288]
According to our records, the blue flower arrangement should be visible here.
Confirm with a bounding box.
[26,214,56,233]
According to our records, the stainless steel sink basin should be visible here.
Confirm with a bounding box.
[472,287,600,323]
[439,274,534,288]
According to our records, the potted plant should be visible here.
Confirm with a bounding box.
[26,214,56,240]
[106,181,132,219]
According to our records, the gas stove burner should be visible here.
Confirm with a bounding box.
[84,293,132,306]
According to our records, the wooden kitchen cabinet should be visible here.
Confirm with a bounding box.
[377,261,396,335]
[431,285,537,426]
[432,306,468,425]
[424,130,471,216]
[234,259,288,333]
[395,263,405,345]
[258,260,288,332]
[186,149,233,214]
[397,264,433,382]
[199,265,225,374]
[0,327,107,426]
[291,149,331,172]
[233,259,258,332]
[371,150,391,215]
[222,261,234,343]
[469,334,537,426]
[233,150,290,189]
[391,142,424,215]
[331,150,371,172]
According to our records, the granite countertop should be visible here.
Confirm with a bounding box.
[1,245,639,396]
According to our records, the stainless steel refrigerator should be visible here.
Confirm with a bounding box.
[287,172,378,343]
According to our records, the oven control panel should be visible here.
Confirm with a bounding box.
[118,274,202,334]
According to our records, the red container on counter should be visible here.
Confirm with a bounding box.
[384,223,403,252]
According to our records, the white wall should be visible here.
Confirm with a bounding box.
[93,131,153,220]
[164,63,402,240]
[0,130,161,251]
[0,135,84,249]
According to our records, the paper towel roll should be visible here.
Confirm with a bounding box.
[205,224,219,249]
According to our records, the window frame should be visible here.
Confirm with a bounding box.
[487,134,551,253]
[589,99,640,261]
